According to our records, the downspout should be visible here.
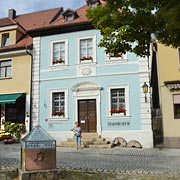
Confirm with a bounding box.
[26,46,33,131]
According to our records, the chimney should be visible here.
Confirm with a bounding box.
[8,9,16,19]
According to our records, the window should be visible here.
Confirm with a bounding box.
[51,39,68,66]
[52,92,65,117]
[90,2,98,8]
[62,10,77,22]
[78,37,95,64]
[106,53,128,63]
[87,0,100,8]
[77,35,96,64]
[173,94,180,119]
[66,14,74,21]
[1,33,9,47]
[108,85,129,116]
[80,38,93,58]
[0,60,12,78]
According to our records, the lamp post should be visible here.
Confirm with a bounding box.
[142,82,148,103]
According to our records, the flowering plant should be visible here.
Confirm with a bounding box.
[52,59,64,64]
[3,122,26,143]
[80,56,93,61]
[110,108,126,115]
[52,110,64,116]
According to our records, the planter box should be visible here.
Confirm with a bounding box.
[112,112,126,116]
[80,59,93,63]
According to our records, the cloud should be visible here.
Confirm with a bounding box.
[0,0,85,18]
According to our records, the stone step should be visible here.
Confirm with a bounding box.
[93,141,108,145]
[59,133,109,148]
[81,133,100,138]
[57,143,85,148]
[61,142,94,146]
[61,140,107,146]
[67,137,105,142]
[82,137,105,141]
[88,144,112,148]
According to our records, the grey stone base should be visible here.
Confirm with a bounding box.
[18,168,61,180]
[164,137,180,148]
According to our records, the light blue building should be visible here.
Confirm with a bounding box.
[30,0,153,148]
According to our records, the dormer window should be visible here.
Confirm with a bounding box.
[62,9,78,22]
[1,33,9,47]
[66,14,74,22]
[86,0,100,8]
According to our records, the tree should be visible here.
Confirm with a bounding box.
[87,0,180,57]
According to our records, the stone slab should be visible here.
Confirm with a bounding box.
[18,168,61,180]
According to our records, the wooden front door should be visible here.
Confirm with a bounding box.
[78,99,97,132]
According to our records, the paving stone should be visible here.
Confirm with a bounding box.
[1,142,180,178]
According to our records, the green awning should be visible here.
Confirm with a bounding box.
[0,93,22,104]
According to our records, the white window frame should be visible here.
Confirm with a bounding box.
[107,84,130,117]
[1,33,9,47]
[77,35,96,64]
[106,52,128,64]
[65,14,74,21]
[50,38,68,67]
[49,88,68,120]
[0,59,12,79]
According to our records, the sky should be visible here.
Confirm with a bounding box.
[0,0,85,18]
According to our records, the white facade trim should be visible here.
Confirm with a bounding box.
[72,81,102,134]
[48,88,69,120]
[76,34,97,64]
[49,38,69,67]
[39,71,141,82]
[107,84,130,117]
[0,25,17,31]
[31,37,41,128]
[138,56,152,131]
[0,50,32,58]
[40,60,139,73]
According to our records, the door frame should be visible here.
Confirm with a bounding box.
[72,81,101,134]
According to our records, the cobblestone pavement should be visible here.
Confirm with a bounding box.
[1,142,180,177]
[57,147,180,176]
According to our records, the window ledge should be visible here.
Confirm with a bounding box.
[107,115,131,119]
[49,64,68,70]
[0,77,12,80]
[105,59,128,65]
[47,117,69,121]
[76,62,97,66]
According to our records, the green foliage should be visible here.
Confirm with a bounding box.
[87,0,180,57]
[4,122,26,142]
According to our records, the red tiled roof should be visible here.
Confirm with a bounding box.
[0,17,17,28]
[14,8,62,30]
[18,0,105,31]
[50,5,89,27]
[0,35,32,52]
[52,0,105,27]
[0,0,106,51]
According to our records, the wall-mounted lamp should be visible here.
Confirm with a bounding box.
[142,82,148,103]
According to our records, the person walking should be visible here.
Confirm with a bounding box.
[71,121,82,149]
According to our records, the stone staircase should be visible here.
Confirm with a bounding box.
[58,133,112,148]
